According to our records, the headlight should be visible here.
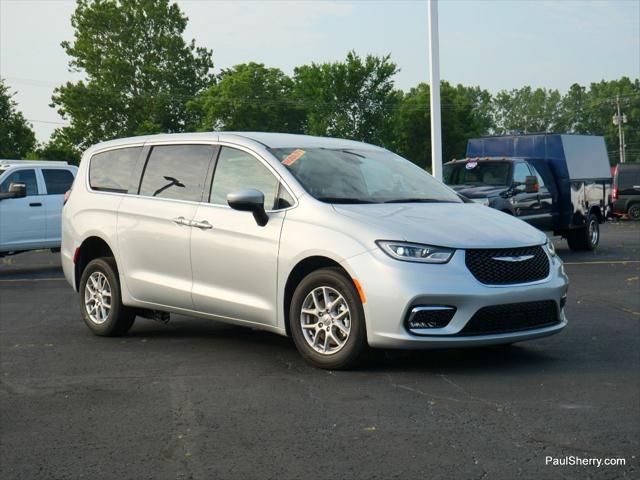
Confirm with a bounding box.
[376,241,455,264]
[545,239,557,257]
[471,198,490,207]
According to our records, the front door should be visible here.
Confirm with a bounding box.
[0,168,46,251]
[190,146,287,327]
[510,162,540,227]
[117,144,214,309]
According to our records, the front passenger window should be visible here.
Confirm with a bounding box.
[0,169,38,196]
[210,147,279,209]
[513,163,532,191]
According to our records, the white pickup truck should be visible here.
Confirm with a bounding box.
[0,160,77,257]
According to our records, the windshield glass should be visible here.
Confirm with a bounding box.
[443,161,511,187]
[269,148,461,204]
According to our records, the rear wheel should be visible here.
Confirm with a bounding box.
[290,267,368,370]
[628,203,640,221]
[567,213,599,251]
[78,257,135,336]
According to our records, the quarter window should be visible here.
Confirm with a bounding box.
[139,145,213,202]
[210,147,279,209]
[43,169,74,195]
[90,147,141,192]
[0,169,38,196]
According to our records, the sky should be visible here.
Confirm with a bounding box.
[1,0,639,142]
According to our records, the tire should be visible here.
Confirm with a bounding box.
[78,257,135,336]
[289,267,368,370]
[628,203,640,221]
[566,213,599,251]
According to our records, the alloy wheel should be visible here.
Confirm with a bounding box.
[84,271,112,325]
[300,286,351,355]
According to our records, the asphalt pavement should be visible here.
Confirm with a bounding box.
[1,222,638,479]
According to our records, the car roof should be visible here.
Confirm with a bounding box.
[0,159,70,168]
[87,132,386,153]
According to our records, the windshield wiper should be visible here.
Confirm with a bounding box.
[317,197,375,204]
[383,198,452,203]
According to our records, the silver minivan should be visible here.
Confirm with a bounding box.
[62,132,568,369]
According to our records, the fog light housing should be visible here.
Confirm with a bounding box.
[560,295,567,310]
[406,306,456,331]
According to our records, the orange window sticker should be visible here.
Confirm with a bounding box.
[282,149,306,166]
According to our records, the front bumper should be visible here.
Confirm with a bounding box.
[343,247,569,349]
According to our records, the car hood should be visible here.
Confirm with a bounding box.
[450,185,508,198]
[332,203,546,249]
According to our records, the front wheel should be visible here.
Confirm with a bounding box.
[290,267,368,370]
[566,213,599,251]
[78,257,135,336]
[628,203,640,221]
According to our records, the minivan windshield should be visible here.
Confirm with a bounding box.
[270,148,462,204]
[443,161,511,187]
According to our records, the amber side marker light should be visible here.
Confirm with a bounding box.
[352,278,366,304]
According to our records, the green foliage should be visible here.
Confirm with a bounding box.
[392,82,493,168]
[293,51,400,146]
[33,130,82,165]
[0,79,36,159]
[51,0,213,150]
[189,62,304,133]
[492,86,562,133]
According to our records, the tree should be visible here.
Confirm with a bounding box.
[0,79,36,159]
[189,62,304,133]
[548,78,639,164]
[51,0,213,150]
[392,81,493,168]
[492,86,562,134]
[293,51,400,146]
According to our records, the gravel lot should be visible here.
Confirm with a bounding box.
[1,222,638,479]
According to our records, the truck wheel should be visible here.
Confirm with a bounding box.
[289,267,368,370]
[78,257,135,336]
[628,204,640,221]
[567,213,599,251]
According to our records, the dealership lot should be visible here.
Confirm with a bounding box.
[1,222,638,479]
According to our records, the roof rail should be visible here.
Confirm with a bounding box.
[0,159,69,166]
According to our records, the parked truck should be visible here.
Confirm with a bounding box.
[443,134,611,251]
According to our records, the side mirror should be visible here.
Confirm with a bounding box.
[524,176,539,193]
[227,189,269,226]
[0,182,27,200]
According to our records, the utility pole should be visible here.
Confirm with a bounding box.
[613,96,628,163]
[428,0,442,180]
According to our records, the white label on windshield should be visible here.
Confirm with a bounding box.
[465,161,478,170]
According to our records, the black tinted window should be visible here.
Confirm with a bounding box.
[43,169,74,195]
[210,147,279,209]
[0,169,38,196]
[90,147,141,192]
[140,145,213,202]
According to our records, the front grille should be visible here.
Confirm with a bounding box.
[458,300,559,336]
[406,306,456,330]
[465,246,549,285]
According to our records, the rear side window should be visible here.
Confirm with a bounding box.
[0,169,38,196]
[42,169,74,195]
[139,145,213,202]
[90,147,141,192]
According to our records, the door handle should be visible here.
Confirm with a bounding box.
[192,220,213,230]
[172,216,190,226]
[29,202,42,207]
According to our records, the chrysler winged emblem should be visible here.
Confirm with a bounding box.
[491,254,535,262]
